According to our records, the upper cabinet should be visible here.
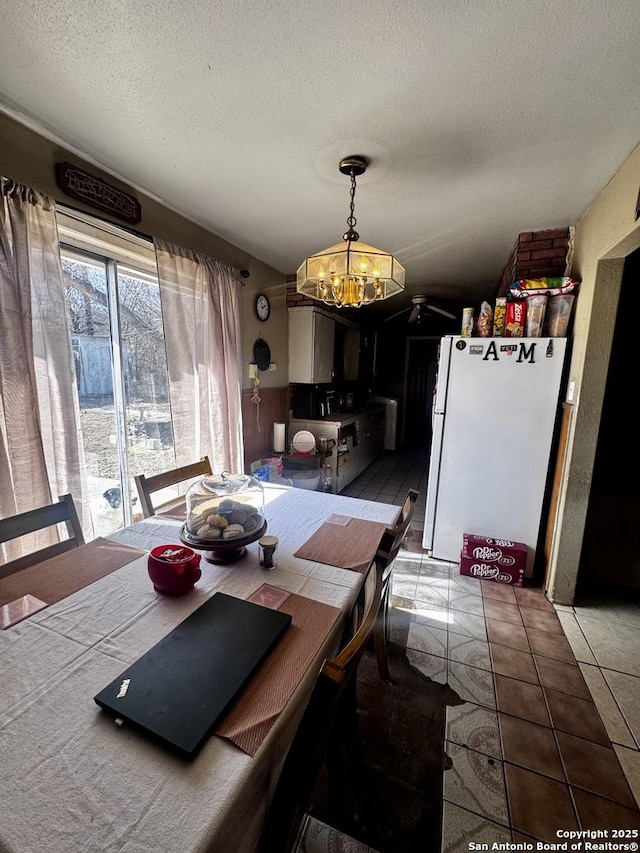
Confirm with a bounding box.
[343,326,360,381]
[288,307,335,384]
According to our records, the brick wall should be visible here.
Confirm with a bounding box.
[497,228,571,297]
[285,274,315,308]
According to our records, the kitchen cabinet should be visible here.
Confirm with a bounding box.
[348,409,385,482]
[343,326,360,380]
[288,405,384,493]
[332,322,359,383]
[288,307,335,384]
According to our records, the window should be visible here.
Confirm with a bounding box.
[57,209,175,537]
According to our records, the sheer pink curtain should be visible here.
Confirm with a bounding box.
[0,177,88,560]
[154,239,244,476]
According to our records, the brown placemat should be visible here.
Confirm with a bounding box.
[293,515,388,573]
[0,538,146,608]
[216,593,341,756]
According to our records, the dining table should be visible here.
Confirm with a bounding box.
[0,483,399,853]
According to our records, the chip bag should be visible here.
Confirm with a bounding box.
[508,277,580,299]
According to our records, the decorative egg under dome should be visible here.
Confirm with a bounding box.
[180,471,267,563]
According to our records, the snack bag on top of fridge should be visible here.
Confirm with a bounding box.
[476,301,493,337]
[508,277,580,299]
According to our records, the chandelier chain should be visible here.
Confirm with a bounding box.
[346,169,358,231]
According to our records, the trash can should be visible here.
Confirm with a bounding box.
[282,453,323,491]
[372,396,398,450]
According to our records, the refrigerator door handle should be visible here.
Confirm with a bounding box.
[433,336,453,414]
[423,410,445,550]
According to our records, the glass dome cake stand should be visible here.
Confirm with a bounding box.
[179,471,268,564]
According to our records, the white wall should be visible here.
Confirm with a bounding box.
[547,142,640,603]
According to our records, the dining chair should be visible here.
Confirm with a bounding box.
[0,494,85,579]
[260,562,386,853]
[134,456,212,518]
[372,488,419,682]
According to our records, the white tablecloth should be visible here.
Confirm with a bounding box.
[0,484,398,853]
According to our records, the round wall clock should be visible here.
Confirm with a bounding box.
[255,293,270,322]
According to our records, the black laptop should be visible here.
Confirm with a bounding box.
[94,592,292,759]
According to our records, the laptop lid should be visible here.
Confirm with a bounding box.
[94,592,292,759]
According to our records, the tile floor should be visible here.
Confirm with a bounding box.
[296,814,376,853]
[342,449,640,850]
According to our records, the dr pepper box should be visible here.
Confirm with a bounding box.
[459,533,526,586]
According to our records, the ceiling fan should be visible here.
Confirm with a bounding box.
[384,295,457,324]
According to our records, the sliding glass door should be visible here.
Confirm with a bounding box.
[61,249,175,538]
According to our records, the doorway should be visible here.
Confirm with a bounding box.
[579,246,640,589]
[401,337,440,449]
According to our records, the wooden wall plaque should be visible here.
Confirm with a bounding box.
[56,162,142,224]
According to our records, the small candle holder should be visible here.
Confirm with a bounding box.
[258,535,279,570]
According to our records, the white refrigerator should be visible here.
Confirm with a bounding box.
[422,336,567,576]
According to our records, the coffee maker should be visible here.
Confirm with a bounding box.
[291,385,335,419]
[322,389,335,416]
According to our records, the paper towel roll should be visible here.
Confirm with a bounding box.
[273,422,285,453]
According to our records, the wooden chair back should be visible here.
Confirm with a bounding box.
[260,564,385,853]
[134,456,212,518]
[376,488,419,572]
[0,494,85,579]
[371,488,419,682]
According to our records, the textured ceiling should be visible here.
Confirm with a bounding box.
[1,0,640,314]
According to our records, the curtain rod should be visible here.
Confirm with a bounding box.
[57,202,250,282]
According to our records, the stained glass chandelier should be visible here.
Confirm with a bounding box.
[296,155,405,308]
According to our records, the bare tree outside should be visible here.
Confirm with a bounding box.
[62,255,176,535]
